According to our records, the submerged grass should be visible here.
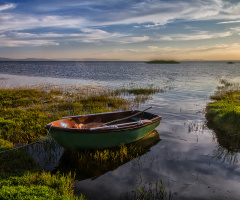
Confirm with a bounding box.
[80,143,144,166]
[206,79,240,152]
[120,180,173,200]
[0,83,164,200]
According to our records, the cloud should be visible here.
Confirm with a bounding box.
[147,46,159,50]
[0,0,240,51]
[111,43,240,61]
[2,0,240,32]
[0,38,59,47]
[190,43,240,52]
[115,46,181,55]
[0,3,16,12]
[0,14,87,32]
[158,31,232,41]
[81,0,240,26]
[0,28,127,47]
[119,36,149,44]
[217,20,240,24]
[191,44,233,52]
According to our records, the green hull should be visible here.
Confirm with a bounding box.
[50,120,160,149]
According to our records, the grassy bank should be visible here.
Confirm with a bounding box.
[206,79,240,151]
[0,84,164,199]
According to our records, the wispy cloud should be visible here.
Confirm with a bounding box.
[217,20,240,24]
[158,31,232,41]
[0,38,59,47]
[0,3,16,12]
[191,44,234,52]
[113,42,240,61]
[0,28,127,47]
[2,1,240,32]
[0,14,87,32]
[119,36,149,44]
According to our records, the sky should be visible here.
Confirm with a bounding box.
[0,0,240,61]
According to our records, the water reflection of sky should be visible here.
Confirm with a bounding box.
[2,61,240,199]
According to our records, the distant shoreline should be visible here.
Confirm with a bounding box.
[0,58,239,62]
[146,60,180,64]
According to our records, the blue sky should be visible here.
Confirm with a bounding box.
[0,0,240,61]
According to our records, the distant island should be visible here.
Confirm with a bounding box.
[146,60,180,64]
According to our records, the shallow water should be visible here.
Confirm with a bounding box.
[1,61,240,199]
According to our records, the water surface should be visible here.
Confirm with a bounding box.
[1,61,240,199]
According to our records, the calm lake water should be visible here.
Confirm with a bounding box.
[1,61,240,199]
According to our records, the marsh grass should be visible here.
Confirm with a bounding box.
[120,180,173,200]
[87,129,160,166]
[0,85,127,145]
[84,143,143,165]
[0,83,164,200]
[0,171,85,200]
[0,83,163,145]
[206,79,240,134]
[0,144,85,199]
[55,144,145,181]
[206,79,240,153]
[113,83,166,108]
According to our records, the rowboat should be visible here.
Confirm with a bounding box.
[45,107,162,149]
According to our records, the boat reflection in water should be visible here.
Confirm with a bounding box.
[51,129,161,180]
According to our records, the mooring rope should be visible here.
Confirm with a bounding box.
[0,125,52,154]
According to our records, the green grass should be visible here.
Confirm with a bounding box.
[0,84,165,200]
[206,79,240,152]
[0,147,86,199]
[0,171,85,200]
[146,60,179,64]
[0,84,164,144]
[0,86,129,144]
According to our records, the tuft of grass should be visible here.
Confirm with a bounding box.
[0,139,13,151]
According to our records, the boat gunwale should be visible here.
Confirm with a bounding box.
[45,110,162,134]
[61,110,133,119]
